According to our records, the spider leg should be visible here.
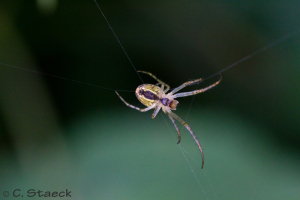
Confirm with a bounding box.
[168,114,181,144]
[116,91,156,112]
[172,74,222,98]
[152,105,161,119]
[169,78,203,95]
[169,111,204,169]
[155,83,165,92]
[138,71,170,92]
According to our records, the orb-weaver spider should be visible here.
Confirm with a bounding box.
[115,71,222,168]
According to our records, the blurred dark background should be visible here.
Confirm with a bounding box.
[0,0,299,199]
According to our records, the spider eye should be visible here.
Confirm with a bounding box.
[169,100,179,110]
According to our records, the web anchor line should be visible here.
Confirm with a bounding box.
[0,62,134,93]
[205,29,300,81]
[93,0,144,84]
[185,29,300,120]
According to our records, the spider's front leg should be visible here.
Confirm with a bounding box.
[115,91,156,112]
[169,78,203,95]
[172,74,222,98]
[168,114,181,144]
[169,111,204,169]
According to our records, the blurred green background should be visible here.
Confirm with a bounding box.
[0,0,299,199]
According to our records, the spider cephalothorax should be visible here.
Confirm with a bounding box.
[116,71,222,169]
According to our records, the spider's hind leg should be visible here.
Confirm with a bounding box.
[115,91,156,112]
[138,71,170,92]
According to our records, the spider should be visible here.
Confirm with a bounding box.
[115,71,222,169]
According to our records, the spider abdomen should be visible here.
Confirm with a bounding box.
[135,84,161,107]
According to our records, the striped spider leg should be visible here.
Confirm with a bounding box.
[115,71,222,169]
[138,71,170,93]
